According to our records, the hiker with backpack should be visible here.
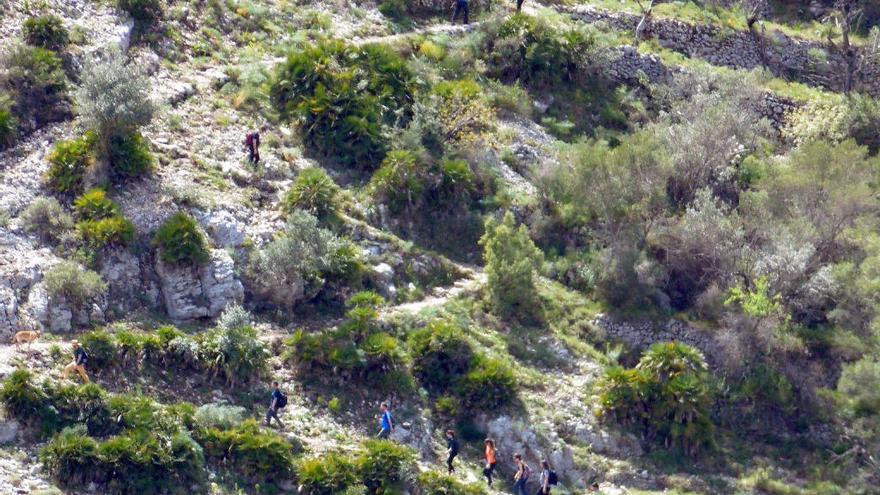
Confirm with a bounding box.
[536,459,558,495]
[483,438,497,486]
[377,402,394,439]
[244,125,266,165]
[451,0,469,25]
[445,429,460,473]
[265,381,287,429]
[513,453,531,495]
[62,340,90,383]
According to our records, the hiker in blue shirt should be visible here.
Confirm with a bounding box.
[377,402,394,438]
[265,381,287,429]
[451,0,469,25]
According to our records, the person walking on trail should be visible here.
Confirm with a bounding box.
[62,340,89,384]
[451,0,469,25]
[265,381,287,429]
[445,429,460,473]
[516,0,524,12]
[535,459,555,495]
[244,125,266,165]
[377,402,394,438]
[513,453,531,495]
[483,438,498,486]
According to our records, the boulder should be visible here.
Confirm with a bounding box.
[26,283,73,333]
[0,420,20,444]
[98,248,143,315]
[156,249,244,321]
[0,285,18,340]
[201,210,246,248]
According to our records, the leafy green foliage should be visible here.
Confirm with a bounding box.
[270,40,413,167]
[596,342,714,456]
[0,96,16,149]
[197,325,269,388]
[356,439,415,494]
[0,44,70,130]
[43,261,107,311]
[45,133,97,195]
[23,15,70,51]
[117,0,163,23]
[107,132,154,179]
[479,212,543,318]
[409,319,474,393]
[296,452,359,495]
[19,197,74,243]
[417,470,486,495]
[282,167,340,218]
[454,354,516,411]
[74,189,119,221]
[838,357,880,417]
[197,419,295,486]
[370,150,427,213]
[152,212,209,266]
[249,211,361,307]
[485,13,599,89]
[75,50,154,165]
[73,189,134,249]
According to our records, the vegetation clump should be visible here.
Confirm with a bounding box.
[152,212,210,266]
[0,44,70,134]
[281,167,340,218]
[45,132,97,195]
[43,261,107,312]
[74,189,135,249]
[19,197,74,244]
[270,40,414,167]
[596,342,715,456]
[480,212,543,318]
[23,15,70,51]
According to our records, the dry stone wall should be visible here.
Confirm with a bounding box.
[566,5,880,97]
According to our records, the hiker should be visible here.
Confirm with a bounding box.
[265,381,287,429]
[516,0,524,12]
[451,0,469,25]
[483,438,497,486]
[513,453,531,495]
[377,402,394,438]
[244,125,266,165]
[535,459,555,495]
[62,340,89,384]
[445,429,460,473]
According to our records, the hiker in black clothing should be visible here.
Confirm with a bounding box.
[62,340,90,383]
[516,0,524,12]
[445,430,460,473]
[265,381,287,429]
[451,0,469,24]
[244,125,267,165]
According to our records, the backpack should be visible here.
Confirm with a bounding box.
[77,349,89,365]
[276,392,288,409]
[521,463,531,480]
[547,470,558,486]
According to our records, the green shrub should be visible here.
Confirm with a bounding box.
[270,40,413,168]
[409,319,474,393]
[197,419,295,486]
[0,370,58,433]
[41,428,206,494]
[479,211,543,317]
[485,14,599,89]
[19,197,74,243]
[73,189,134,249]
[0,44,69,129]
[107,132,153,179]
[23,15,70,51]
[282,167,339,218]
[249,211,355,307]
[356,439,415,494]
[153,212,209,266]
[431,80,494,145]
[296,452,359,495]
[77,216,135,249]
[454,355,516,410]
[45,133,97,195]
[197,325,268,387]
[417,470,485,495]
[595,342,714,456]
[117,0,163,23]
[838,357,880,416]
[193,403,246,430]
[73,188,118,220]
[43,261,107,310]
[370,150,427,213]
[76,50,154,161]
[437,158,476,201]
[79,331,118,368]
[0,95,17,149]
[378,0,408,21]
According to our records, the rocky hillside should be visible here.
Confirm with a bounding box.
[1,0,880,494]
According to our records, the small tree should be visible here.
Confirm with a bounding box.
[75,50,154,162]
[152,212,210,266]
[479,211,543,317]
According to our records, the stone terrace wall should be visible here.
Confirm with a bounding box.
[565,5,880,97]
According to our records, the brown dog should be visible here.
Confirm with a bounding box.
[12,330,41,351]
